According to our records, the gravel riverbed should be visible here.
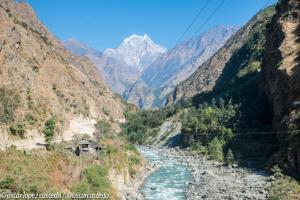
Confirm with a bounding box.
[137,146,274,200]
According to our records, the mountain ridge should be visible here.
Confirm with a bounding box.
[64,38,141,94]
[125,25,237,108]
[0,0,126,149]
[63,38,101,57]
[64,27,237,109]
[166,11,274,105]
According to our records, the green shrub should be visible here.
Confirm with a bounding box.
[271,165,284,179]
[237,61,261,78]
[95,120,112,136]
[106,145,118,155]
[208,138,224,161]
[71,180,89,193]
[0,177,15,190]
[9,122,26,138]
[102,107,110,116]
[83,165,110,190]
[125,144,138,154]
[128,155,140,166]
[190,142,208,154]
[24,113,37,125]
[0,88,20,124]
[42,117,56,145]
[269,175,300,200]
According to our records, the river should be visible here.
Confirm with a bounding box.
[138,147,192,200]
[137,146,270,200]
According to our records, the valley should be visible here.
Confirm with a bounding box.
[64,26,237,109]
[0,0,300,199]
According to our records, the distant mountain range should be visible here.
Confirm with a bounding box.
[64,34,166,95]
[125,25,237,108]
[64,25,237,108]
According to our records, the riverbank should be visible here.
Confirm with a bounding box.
[139,146,274,200]
[138,146,191,199]
[119,155,159,200]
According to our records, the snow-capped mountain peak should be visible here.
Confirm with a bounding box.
[122,34,151,44]
[104,34,167,71]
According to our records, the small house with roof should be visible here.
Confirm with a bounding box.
[78,140,90,152]
[73,139,106,156]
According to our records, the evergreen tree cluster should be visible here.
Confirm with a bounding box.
[181,98,238,162]
[121,107,176,144]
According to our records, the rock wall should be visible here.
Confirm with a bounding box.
[263,0,300,178]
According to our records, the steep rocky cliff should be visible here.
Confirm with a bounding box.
[262,0,300,178]
[123,79,155,110]
[0,0,126,148]
[167,8,275,105]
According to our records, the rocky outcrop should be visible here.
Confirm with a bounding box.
[166,8,275,105]
[262,0,300,178]
[0,0,126,145]
[123,80,155,109]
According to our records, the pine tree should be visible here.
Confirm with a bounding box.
[226,149,235,165]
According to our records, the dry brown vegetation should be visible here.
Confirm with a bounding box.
[0,134,143,199]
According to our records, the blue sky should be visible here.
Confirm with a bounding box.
[27,0,277,51]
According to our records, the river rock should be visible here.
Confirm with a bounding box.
[138,146,271,200]
[150,186,156,190]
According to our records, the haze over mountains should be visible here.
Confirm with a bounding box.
[64,25,237,108]
[64,34,166,95]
